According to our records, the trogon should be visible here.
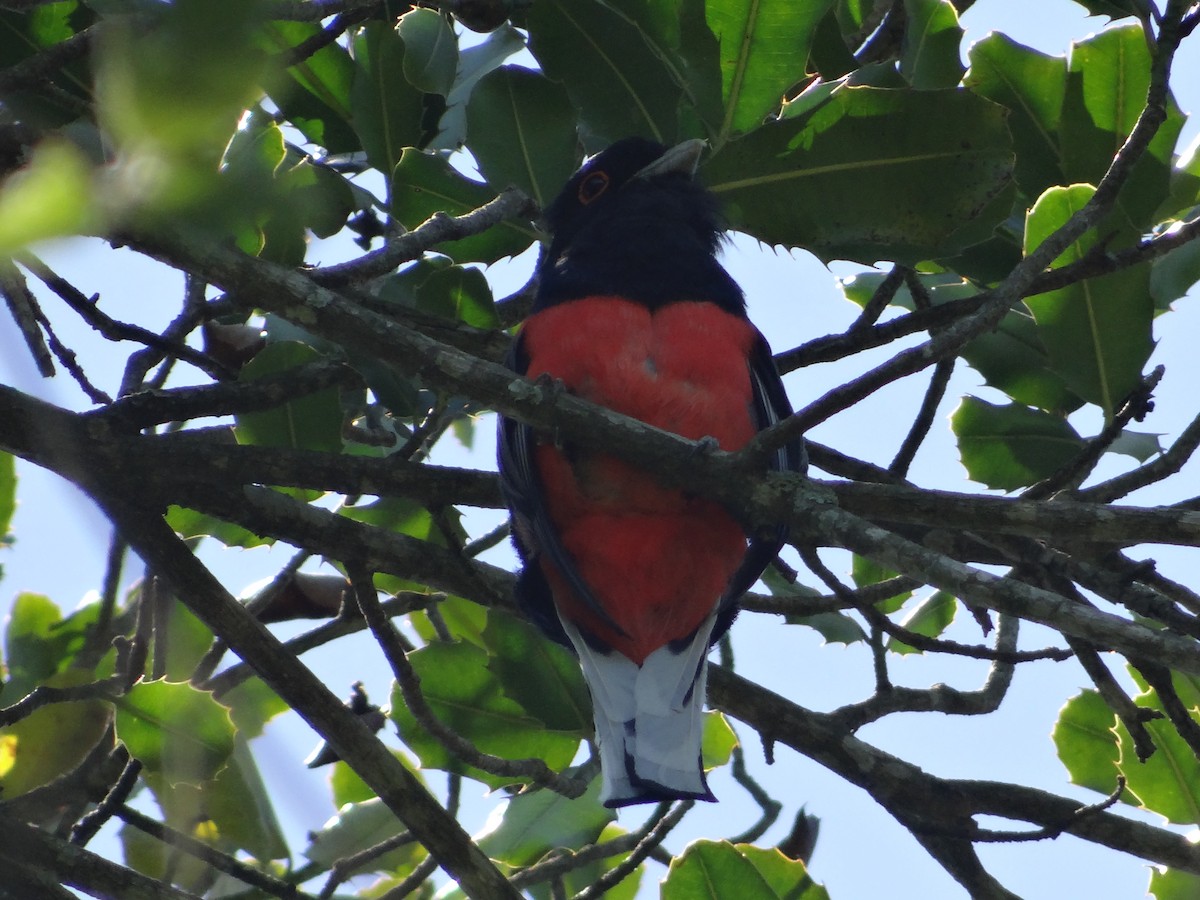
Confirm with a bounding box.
[498,137,805,808]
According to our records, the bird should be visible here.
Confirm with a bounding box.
[497,136,805,808]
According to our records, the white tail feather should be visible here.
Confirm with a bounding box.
[559,614,716,807]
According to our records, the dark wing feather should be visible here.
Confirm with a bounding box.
[497,333,629,644]
[711,331,806,643]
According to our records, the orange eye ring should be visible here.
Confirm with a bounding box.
[577,171,610,205]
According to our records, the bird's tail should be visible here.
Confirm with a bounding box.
[560,614,717,808]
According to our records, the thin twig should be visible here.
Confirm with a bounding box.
[114,805,303,898]
[349,568,587,797]
[312,189,535,286]
[971,777,1127,843]
[69,758,143,847]
[571,802,693,900]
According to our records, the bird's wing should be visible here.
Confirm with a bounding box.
[497,332,628,640]
[715,331,806,627]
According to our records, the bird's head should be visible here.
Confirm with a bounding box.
[542,137,721,263]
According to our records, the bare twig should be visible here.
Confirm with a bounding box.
[311,189,535,286]
[349,569,587,798]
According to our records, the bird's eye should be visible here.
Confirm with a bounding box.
[577,171,610,205]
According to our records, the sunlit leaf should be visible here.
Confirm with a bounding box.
[965,33,1067,198]
[705,86,1015,263]
[1024,184,1153,420]
[1060,24,1184,238]
[481,610,590,733]
[350,21,426,173]
[0,452,13,550]
[1116,685,1200,824]
[526,0,683,145]
[389,640,581,789]
[204,737,289,861]
[1053,690,1121,795]
[887,591,956,655]
[114,680,235,786]
[262,20,359,153]
[705,0,833,139]
[465,65,579,206]
[415,264,500,329]
[663,840,829,899]
[702,711,738,769]
[479,773,613,866]
[900,0,965,90]
[0,140,95,253]
[1150,867,1200,900]
[306,796,425,874]
[2,593,99,701]
[398,8,458,95]
[0,669,112,798]
[234,342,344,453]
[952,397,1085,490]
[390,148,536,263]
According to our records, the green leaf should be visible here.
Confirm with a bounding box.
[465,65,580,207]
[964,308,1085,415]
[851,555,911,612]
[951,397,1085,491]
[390,149,536,264]
[1108,430,1162,463]
[705,0,834,140]
[1150,236,1200,310]
[0,452,13,546]
[702,711,738,769]
[220,678,288,739]
[0,140,96,253]
[1024,184,1154,420]
[478,773,614,867]
[965,33,1066,199]
[205,737,289,860]
[350,21,427,174]
[0,669,113,798]
[787,611,867,645]
[1060,23,1184,237]
[526,0,683,145]
[95,0,266,211]
[415,264,499,329]
[306,797,426,874]
[663,840,829,899]
[839,271,1083,412]
[234,342,344,453]
[704,86,1015,264]
[1053,690,1121,795]
[389,640,581,789]
[328,748,416,808]
[166,505,274,549]
[761,565,866,643]
[114,680,236,786]
[1150,867,1200,900]
[436,24,527,150]
[397,8,458,95]
[1069,0,1152,20]
[900,0,965,90]
[1117,688,1200,824]
[2,593,98,701]
[526,822,642,900]
[151,598,214,683]
[262,20,359,153]
[887,591,956,655]
[481,610,591,733]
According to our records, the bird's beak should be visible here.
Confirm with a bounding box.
[633,138,706,181]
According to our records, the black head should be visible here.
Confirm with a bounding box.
[536,137,743,314]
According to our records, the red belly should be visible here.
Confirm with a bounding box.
[520,297,757,663]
